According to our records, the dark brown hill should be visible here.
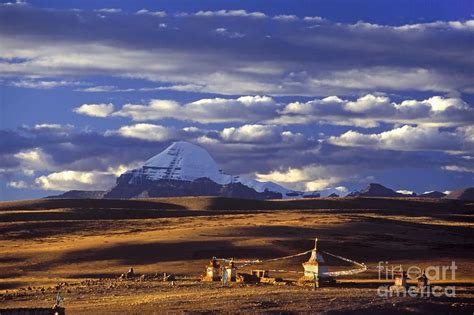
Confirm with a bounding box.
[445,187,474,201]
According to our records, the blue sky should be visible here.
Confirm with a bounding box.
[0,0,473,200]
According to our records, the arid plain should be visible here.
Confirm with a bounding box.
[1,197,473,314]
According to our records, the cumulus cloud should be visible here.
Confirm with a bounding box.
[216,124,307,145]
[256,164,345,191]
[221,125,280,143]
[104,123,309,150]
[34,170,116,191]
[105,123,180,142]
[223,125,302,144]
[344,94,391,113]
[29,162,141,191]
[276,94,473,128]
[106,94,473,128]
[74,103,114,117]
[113,96,278,123]
[13,148,54,173]
[329,125,473,152]
[79,92,471,129]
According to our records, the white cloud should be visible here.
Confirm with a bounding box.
[396,19,474,31]
[277,94,473,128]
[75,85,122,92]
[95,8,122,14]
[221,125,281,143]
[68,92,473,131]
[7,180,29,189]
[303,16,324,22]
[113,96,278,123]
[113,100,180,120]
[106,163,142,177]
[273,15,298,21]
[397,190,415,195]
[105,123,178,142]
[33,123,62,130]
[329,125,469,152]
[344,94,391,113]
[214,28,245,38]
[135,9,166,17]
[101,93,473,129]
[460,126,474,143]
[34,170,116,191]
[256,164,343,191]
[442,165,474,173]
[190,10,267,18]
[304,178,342,191]
[10,79,83,89]
[1,0,27,6]
[6,159,144,191]
[74,103,114,117]
[219,124,306,144]
[335,186,348,193]
[32,123,73,132]
[14,148,54,172]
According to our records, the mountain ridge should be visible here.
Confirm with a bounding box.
[46,141,472,201]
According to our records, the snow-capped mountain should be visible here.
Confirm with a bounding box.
[139,141,231,184]
[105,141,301,199]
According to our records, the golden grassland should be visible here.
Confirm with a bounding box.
[0,197,473,313]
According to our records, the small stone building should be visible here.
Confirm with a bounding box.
[299,238,330,284]
[202,257,221,281]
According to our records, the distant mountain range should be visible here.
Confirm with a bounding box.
[48,141,474,201]
[346,183,449,199]
[51,141,300,200]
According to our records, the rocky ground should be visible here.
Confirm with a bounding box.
[1,197,473,313]
[2,276,474,314]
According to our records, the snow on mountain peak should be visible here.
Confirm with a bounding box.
[127,141,299,197]
[142,141,231,184]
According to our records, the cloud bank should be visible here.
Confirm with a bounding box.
[1,5,474,96]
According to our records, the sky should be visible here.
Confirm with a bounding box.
[0,0,473,200]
